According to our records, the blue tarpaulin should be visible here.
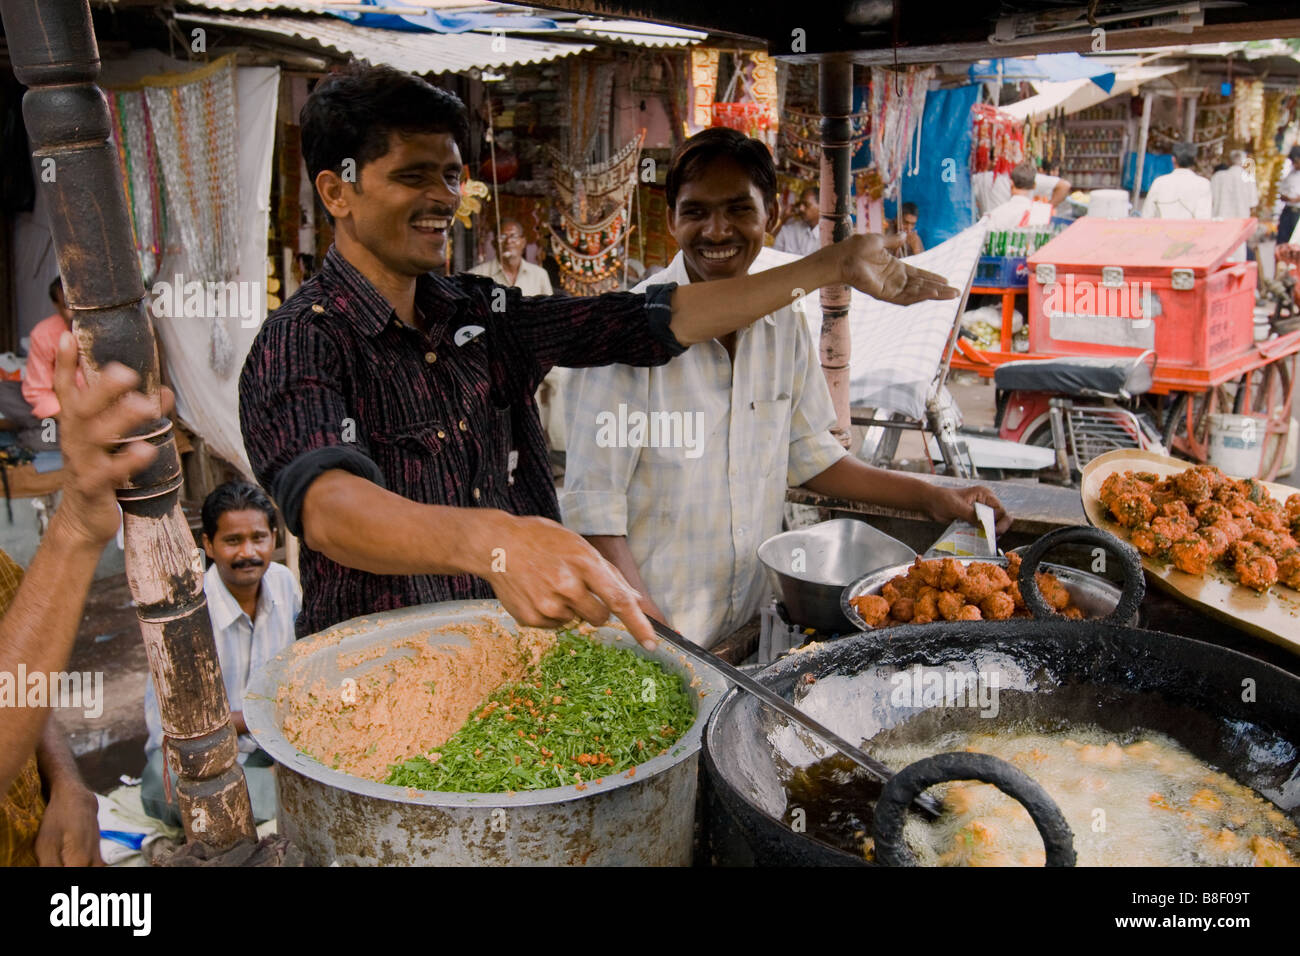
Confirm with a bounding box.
[895,84,981,249]
[331,0,557,33]
[968,54,1115,93]
[1123,151,1175,193]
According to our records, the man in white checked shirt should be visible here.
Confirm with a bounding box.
[142,481,300,825]
[561,129,1008,648]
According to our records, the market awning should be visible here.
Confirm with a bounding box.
[174,10,597,73]
[1000,64,1186,121]
[967,53,1117,92]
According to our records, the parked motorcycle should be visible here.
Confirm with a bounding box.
[993,349,1166,480]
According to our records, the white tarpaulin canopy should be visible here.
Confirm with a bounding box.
[1001,64,1185,121]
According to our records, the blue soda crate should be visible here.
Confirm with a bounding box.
[975,256,1029,288]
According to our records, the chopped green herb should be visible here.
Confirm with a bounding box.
[385,630,694,793]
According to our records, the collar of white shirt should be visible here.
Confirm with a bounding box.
[204,560,287,631]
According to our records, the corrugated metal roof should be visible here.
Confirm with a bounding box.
[174,11,596,73]
[174,2,704,46]
[531,17,705,47]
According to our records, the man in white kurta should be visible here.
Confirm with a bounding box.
[560,128,1008,648]
[561,246,847,647]
[1142,143,1212,220]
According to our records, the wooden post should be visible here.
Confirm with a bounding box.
[0,0,256,849]
[818,56,854,448]
[1132,91,1154,209]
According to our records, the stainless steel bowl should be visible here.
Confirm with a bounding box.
[244,600,728,865]
[758,519,916,632]
[841,555,1125,630]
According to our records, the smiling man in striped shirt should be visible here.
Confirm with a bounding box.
[238,67,958,650]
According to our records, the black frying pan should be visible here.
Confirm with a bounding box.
[703,527,1300,866]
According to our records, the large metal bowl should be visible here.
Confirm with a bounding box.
[759,519,916,632]
[245,600,728,866]
[841,555,1126,630]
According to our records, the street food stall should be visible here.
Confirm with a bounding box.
[8,0,1300,877]
[953,216,1300,479]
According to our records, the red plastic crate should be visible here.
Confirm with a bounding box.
[1027,218,1257,370]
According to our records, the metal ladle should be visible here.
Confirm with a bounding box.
[648,619,942,819]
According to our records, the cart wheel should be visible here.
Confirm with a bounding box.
[1163,387,1229,462]
[1236,358,1295,481]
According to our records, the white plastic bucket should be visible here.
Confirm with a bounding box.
[1207,413,1264,478]
[1088,189,1131,220]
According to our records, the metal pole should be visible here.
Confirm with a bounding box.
[1132,91,1154,209]
[0,0,256,849]
[818,56,854,448]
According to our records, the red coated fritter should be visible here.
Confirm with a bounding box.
[1197,523,1232,560]
[1236,551,1278,592]
[1171,536,1212,576]
[1278,553,1300,590]
[1100,466,1300,594]
[1110,493,1157,528]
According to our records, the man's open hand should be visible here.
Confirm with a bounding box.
[53,332,170,547]
[839,233,958,305]
[481,513,658,650]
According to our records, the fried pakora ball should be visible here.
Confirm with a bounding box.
[1197,523,1232,560]
[915,589,940,621]
[937,590,967,621]
[1158,499,1193,522]
[890,597,916,622]
[959,563,1012,603]
[1171,536,1212,575]
[1172,467,1213,503]
[1005,551,1022,578]
[1152,515,1197,541]
[938,558,968,592]
[1252,507,1288,533]
[1235,550,1279,592]
[1194,500,1229,525]
[1218,491,1253,518]
[980,591,1015,620]
[1110,492,1157,528]
[955,604,982,621]
[912,557,943,589]
[1129,525,1162,556]
[850,593,891,627]
[1287,493,1300,520]
[1035,572,1071,610]
[1277,553,1300,591]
